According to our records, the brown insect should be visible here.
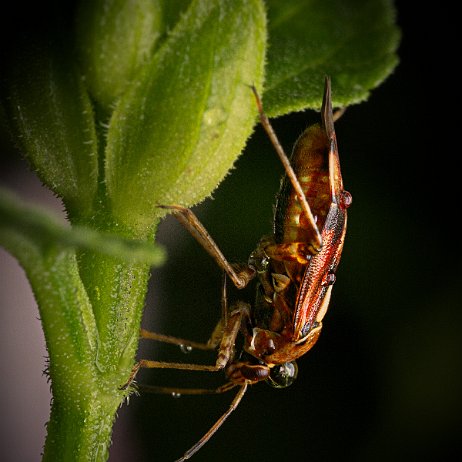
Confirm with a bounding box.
[126,76,352,461]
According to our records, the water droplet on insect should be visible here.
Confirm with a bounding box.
[171,392,181,399]
[326,273,336,285]
[179,344,193,354]
[340,190,352,209]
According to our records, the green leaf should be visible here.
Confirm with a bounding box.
[264,0,400,116]
[1,41,99,217]
[160,0,193,31]
[76,0,163,112]
[105,0,266,232]
[76,1,193,113]
[0,188,165,266]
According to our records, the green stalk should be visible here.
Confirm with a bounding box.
[1,228,130,460]
[0,190,161,460]
[43,396,119,462]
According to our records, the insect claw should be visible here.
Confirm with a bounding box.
[119,362,142,390]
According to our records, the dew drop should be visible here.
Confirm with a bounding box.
[179,344,193,354]
[340,190,353,209]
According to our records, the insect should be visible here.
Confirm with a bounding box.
[127,76,352,461]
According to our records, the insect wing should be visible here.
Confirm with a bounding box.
[292,77,350,341]
[292,201,347,341]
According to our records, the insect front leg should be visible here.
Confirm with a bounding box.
[159,204,255,289]
[121,301,250,390]
[138,270,231,355]
[120,328,224,390]
[215,301,250,368]
[138,301,250,371]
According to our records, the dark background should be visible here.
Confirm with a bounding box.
[1,2,460,461]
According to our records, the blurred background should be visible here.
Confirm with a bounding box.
[1,1,460,461]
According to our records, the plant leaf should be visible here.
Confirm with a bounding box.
[0,188,165,266]
[76,0,161,112]
[76,1,193,113]
[264,0,400,116]
[105,0,266,232]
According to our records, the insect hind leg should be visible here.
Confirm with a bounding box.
[174,384,248,462]
[138,381,237,396]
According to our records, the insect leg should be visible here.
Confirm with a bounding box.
[138,381,237,396]
[333,107,346,122]
[159,204,255,289]
[120,359,224,390]
[138,273,230,353]
[139,329,218,351]
[174,383,248,462]
[215,301,250,368]
[137,301,247,375]
[121,301,249,389]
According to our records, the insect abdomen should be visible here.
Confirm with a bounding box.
[274,124,331,244]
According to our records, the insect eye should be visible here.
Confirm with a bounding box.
[266,361,298,388]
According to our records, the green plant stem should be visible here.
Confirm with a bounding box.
[77,252,152,373]
[70,205,157,375]
[1,220,142,460]
[43,393,120,462]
